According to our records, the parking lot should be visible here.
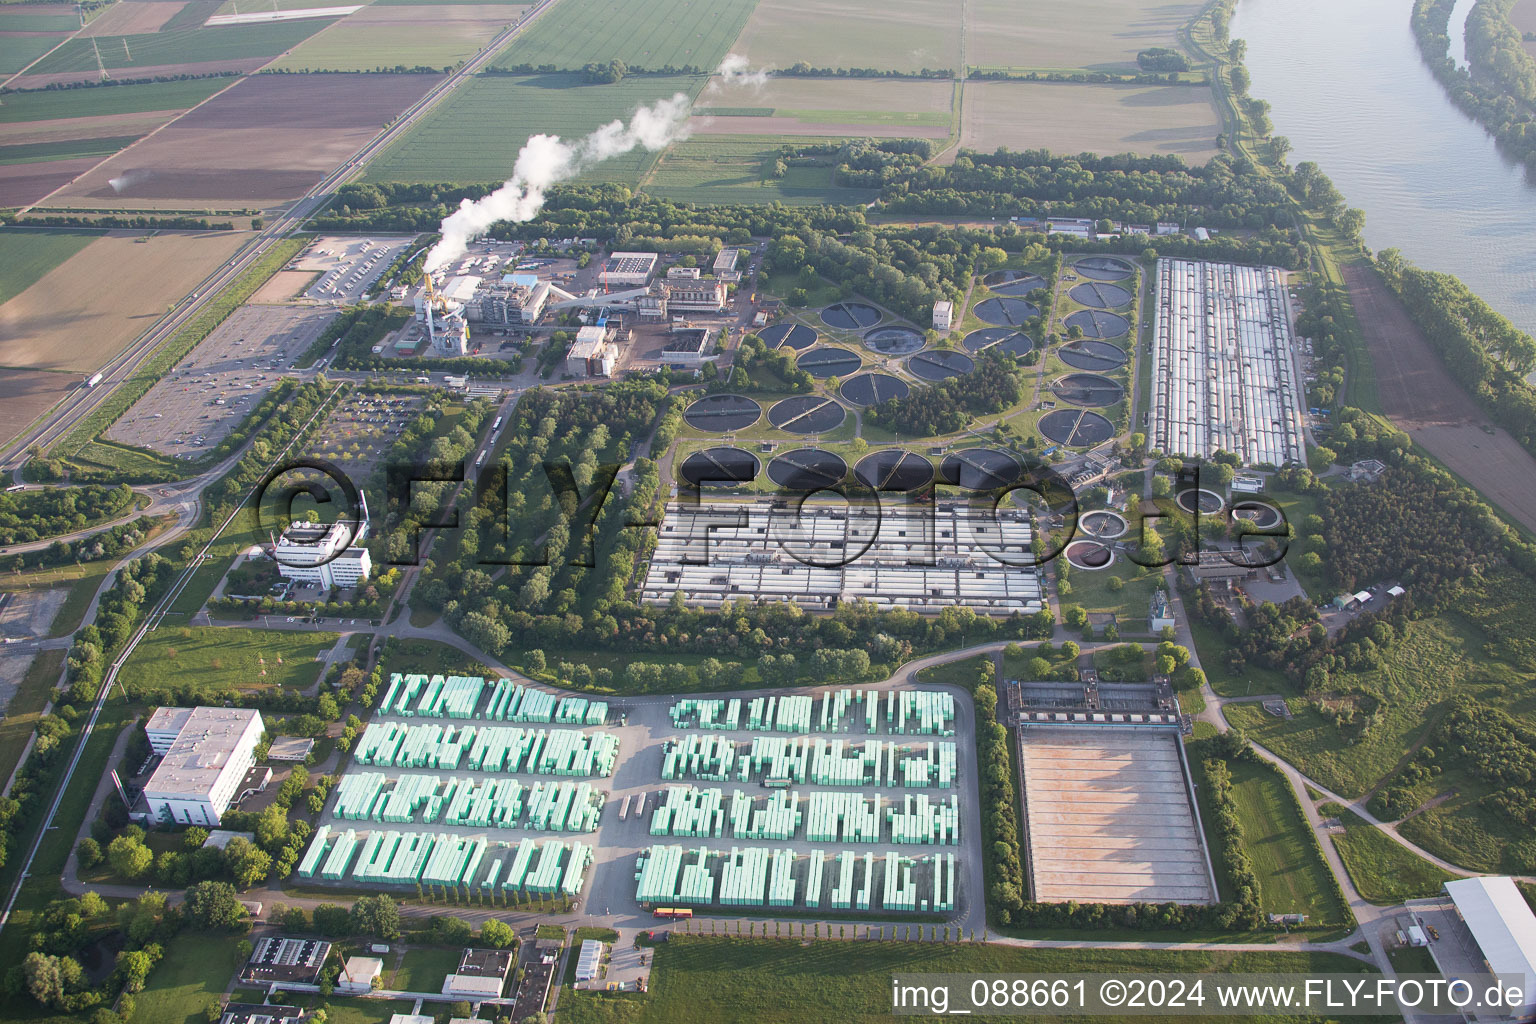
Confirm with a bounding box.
[106,305,337,457]
[294,236,417,304]
[309,390,425,482]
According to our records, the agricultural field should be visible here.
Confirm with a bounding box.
[27,19,331,75]
[642,134,877,205]
[365,72,697,185]
[267,3,522,71]
[965,0,1204,73]
[45,73,442,206]
[694,76,953,138]
[0,229,251,372]
[0,10,78,32]
[77,0,186,37]
[491,0,755,70]
[957,81,1221,163]
[0,368,78,448]
[117,624,342,701]
[732,0,962,73]
[213,0,369,15]
[0,76,233,123]
[0,227,97,303]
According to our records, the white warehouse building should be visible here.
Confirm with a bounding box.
[142,707,265,826]
[274,516,372,590]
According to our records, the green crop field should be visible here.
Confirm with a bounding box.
[577,938,1383,1023]
[0,134,142,166]
[0,77,233,123]
[30,20,328,73]
[1326,805,1456,904]
[0,12,77,31]
[365,72,701,184]
[0,32,66,73]
[733,0,960,73]
[0,228,98,305]
[641,134,876,205]
[118,624,341,700]
[491,0,756,70]
[269,15,516,72]
[1223,758,1348,926]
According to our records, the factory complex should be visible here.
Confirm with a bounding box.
[1150,259,1306,467]
[641,499,1046,615]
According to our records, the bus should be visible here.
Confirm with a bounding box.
[763,777,793,789]
[492,416,503,432]
[653,907,693,920]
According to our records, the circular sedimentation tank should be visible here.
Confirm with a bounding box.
[908,349,975,381]
[1064,540,1115,570]
[939,447,1023,490]
[983,270,1045,296]
[766,447,848,490]
[1068,280,1133,308]
[1175,488,1225,515]
[854,449,934,491]
[839,372,909,406]
[795,346,862,378]
[821,301,881,330]
[974,296,1040,327]
[1080,510,1128,539]
[1058,339,1129,371]
[758,322,819,350]
[1063,309,1130,339]
[683,393,761,432]
[768,395,846,434]
[1038,409,1115,447]
[679,446,759,485]
[1052,372,1126,408]
[1231,500,1282,529]
[863,325,925,355]
[1073,255,1134,281]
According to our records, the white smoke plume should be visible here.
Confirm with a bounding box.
[424,92,693,274]
[712,53,770,91]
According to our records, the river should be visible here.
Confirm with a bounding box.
[1232,0,1536,333]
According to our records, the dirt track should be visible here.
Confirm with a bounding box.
[1344,262,1536,533]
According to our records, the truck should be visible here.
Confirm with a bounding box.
[84,372,103,388]
[653,907,693,920]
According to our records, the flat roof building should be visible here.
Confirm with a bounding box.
[220,1004,302,1024]
[274,517,372,591]
[662,326,710,362]
[241,937,333,986]
[337,956,383,994]
[1442,876,1536,1019]
[145,706,194,755]
[143,707,265,826]
[933,300,954,330]
[599,252,658,287]
[567,325,616,377]
[665,280,728,315]
[713,248,742,282]
[575,940,604,983]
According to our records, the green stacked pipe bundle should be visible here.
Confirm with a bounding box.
[767,847,796,907]
[320,828,359,880]
[831,850,856,909]
[745,694,814,733]
[718,846,770,906]
[897,742,958,788]
[882,851,918,911]
[855,851,875,909]
[806,791,882,843]
[889,690,956,736]
[740,735,808,782]
[650,785,724,838]
[886,793,960,845]
[805,850,826,908]
[661,734,736,781]
[728,789,800,841]
[668,698,741,730]
[298,825,332,877]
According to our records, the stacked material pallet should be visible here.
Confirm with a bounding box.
[320,828,359,880]
[503,838,538,890]
[525,781,604,832]
[831,850,857,909]
[553,696,606,724]
[496,837,594,896]
[718,846,770,907]
[523,839,566,894]
[728,789,800,841]
[420,834,485,886]
[898,742,957,788]
[808,738,887,786]
[442,777,525,829]
[806,791,882,843]
[359,723,617,777]
[745,694,814,733]
[379,772,440,823]
[818,688,860,732]
[334,771,389,819]
[933,852,957,911]
[298,825,332,877]
[767,847,796,907]
[413,674,487,719]
[889,690,955,736]
[668,697,741,730]
[740,736,808,782]
[887,793,960,845]
[635,845,717,905]
[650,785,724,838]
[882,852,918,911]
[661,734,736,781]
[855,852,875,909]
[805,850,826,908]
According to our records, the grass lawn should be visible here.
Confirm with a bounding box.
[557,990,648,1024]
[119,625,340,701]
[0,648,63,792]
[365,73,700,185]
[915,654,988,690]
[1386,945,1438,974]
[0,228,99,306]
[622,937,1381,1023]
[1186,613,1292,699]
[129,923,244,1024]
[312,998,417,1024]
[1058,565,1159,634]
[491,0,754,70]
[389,946,460,992]
[644,134,878,206]
[1221,757,1348,927]
[1324,806,1456,905]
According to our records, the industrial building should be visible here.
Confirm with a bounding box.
[1438,877,1536,1020]
[274,519,372,590]
[667,266,701,281]
[442,947,515,999]
[241,936,333,986]
[145,706,195,755]
[713,248,743,282]
[661,326,711,363]
[932,300,953,330]
[665,280,729,315]
[566,324,618,377]
[479,274,552,325]
[337,955,382,994]
[142,707,266,826]
[640,499,1045,615]
[575,940,605,983]
[599,252,658,287]
[220,1004,302,1024]
[1151,259,1305,467]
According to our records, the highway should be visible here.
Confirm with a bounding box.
[2,0,559,477]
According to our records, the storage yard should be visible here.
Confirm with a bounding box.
[1150,258,1305,467]
[104,305,337,456]
[641,499,1045,615]
[301,672,983,926]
